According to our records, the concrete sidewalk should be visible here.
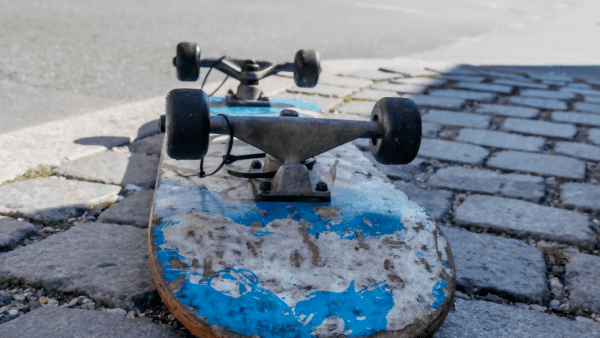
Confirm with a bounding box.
[1,58,600,337]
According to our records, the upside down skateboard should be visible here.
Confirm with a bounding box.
[148,43,456,338]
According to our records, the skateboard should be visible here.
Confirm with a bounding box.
[148,42,456,338]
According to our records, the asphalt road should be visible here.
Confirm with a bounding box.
[1,0,598,133]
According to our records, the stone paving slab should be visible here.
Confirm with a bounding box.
[456,128,545,152]
[418,139,490,164]
[441,226,549,303]
[563,248,600,313]
[552,111,600,127]
[97,190,154,228]
[589,128,600,145]
[378,66,437,77]
[478,71,529,81]
[272,92,343,113]
[352,89,396,101]
[520,89,576,100]
[405,95,465,110]
[574,102,600,114]
[508,96,568,110]
[561,87,600,97]
[390,77,447,87]
[455,195,595,249]
[585,95,600,104]
[287,84,356,98]
[493,79,549,89]
[422,110,490,129]
[369,82,426,94]
[336,100,373,117]
[0,178,121,224]
[127,133,164,156]
[487,150,585,179]
[527,72,574,82]
[422,121,442,138]
[454,82,513,94]
[0,222,155,311]
[337,69,402,81]
[434,299,600,338]
[393,181,452,220]
[502,118,577,139]
[0,217,38,251]
[361,151,426,181]
[476,104,540,118]
[567,83,592,89]
[0,306,180,338]
[561,183,600,210]
[428,89,497,103]
[53,151,159,189]
[555,141,600,161]
[316,75,373,88]
[428,166,545,202]
[441,75,486,83]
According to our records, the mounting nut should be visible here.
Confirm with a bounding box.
[280,109,299,117]
[316,181,328,192]
[251,160,262,169]
[260,181,272,191]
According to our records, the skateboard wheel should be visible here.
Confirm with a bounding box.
[293,49,320,88]
[165,89,210,160]
[370,97,422,165]
[175,42,201,81]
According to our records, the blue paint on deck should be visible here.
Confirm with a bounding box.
[431,280,448,309]
[209,97,320,117]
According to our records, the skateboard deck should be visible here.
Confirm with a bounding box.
[148,97,456,338]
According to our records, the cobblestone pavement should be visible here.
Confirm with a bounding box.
[1,63,600,337]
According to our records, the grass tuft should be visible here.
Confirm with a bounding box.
[1,165,56,186]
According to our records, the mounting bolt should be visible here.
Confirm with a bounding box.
[316,181,328,192]
[251,160,262,169]
[158,115,166,133]
[260,181,272,191]
[280,109,299,117]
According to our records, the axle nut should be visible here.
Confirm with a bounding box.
[260,181,272,191]
[316,181,328,192]
[251,160,262,169]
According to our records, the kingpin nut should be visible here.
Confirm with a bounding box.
[251,160,262,169]
[316,181,328,192]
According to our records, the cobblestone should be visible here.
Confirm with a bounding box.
[454,82,513,94]
[127,133,163,156]
[418,139,489,164]
[422,121,442,138]
[527,72,573,82]
[404,95,465,110]
[561,87,600,97]
[390,77,447,86]
[316,75,373,88]
[352,89,396,101]
[487,151,586,179]
[421,110,490,129]
[53,151,159,189]
[563,249,600,313]
[554,141,600,161]
[508,96,568,110]
[574,102,600,114]
[287,84,356,98]
[589,128,600,145]
[428,166,545,201]
[584,95,600,104]
[0,178,120,224]
[429,89,497,103]
[455,195,595,249]
[369,82,426,94]
[441,75,485,82]
[393,181,452,220]
[378,66,437,78]
[552,111,600,126]
[97,190,154,228]
[336,100,373,117]
[0,217,37,251]
[476,104,540,118]
[441,226,549,303]
[436,299,600,338]
[493,79,549,89]
[337,69,401,81]
[502,118,577,139]
[519,89,576,100]
[456,128,545,152]
[561,182,600,210]
[567,83,591,89]
[361,151,426,182]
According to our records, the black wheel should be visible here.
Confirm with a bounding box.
[165,89,210,160]
[293,50,320,88]
[174,42,201,81]
[370,97,422,165]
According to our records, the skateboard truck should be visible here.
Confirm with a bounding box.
[172,42,320,106]
[159,89,422,202]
